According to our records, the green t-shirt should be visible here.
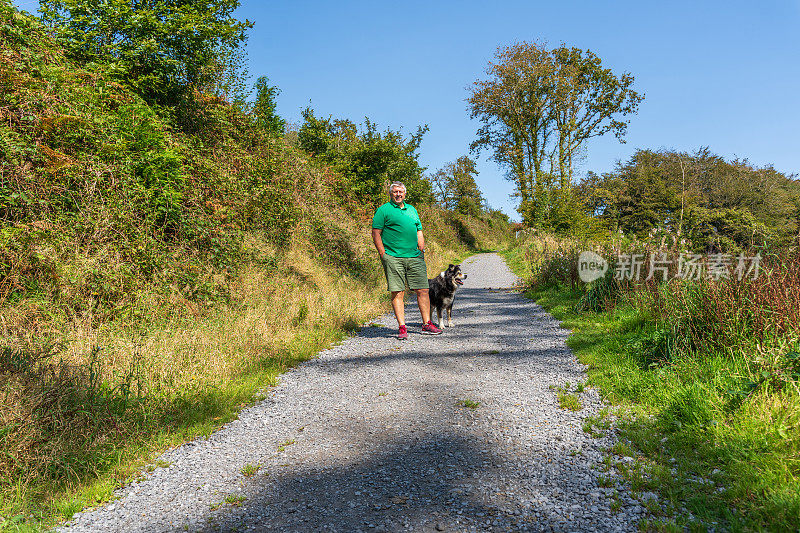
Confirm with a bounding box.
[372,201,422,258]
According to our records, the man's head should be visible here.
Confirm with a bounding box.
[388,182,406,205]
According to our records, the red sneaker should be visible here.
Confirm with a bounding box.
[398,324,408,340]
[421,321,442,335]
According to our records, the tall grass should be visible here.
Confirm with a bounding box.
[507,233,800,530]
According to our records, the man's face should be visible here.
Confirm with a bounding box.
[391,186,406,204]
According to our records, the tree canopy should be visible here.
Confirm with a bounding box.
[39,0,252,108]
[576,148,800,251]
[430,156,484,217]
[298,109,433,206]
[253,76,285,136]
[469,41,643,226]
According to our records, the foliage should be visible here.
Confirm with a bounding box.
[252,76,285,136]
[468,41,643,227]
[458,398,480,409]
[429,155,484,216]
[0,5,514,528]
[506,235,800,530]
[577,148,800,251]
[39,0,252,109]
[298,108,434,207]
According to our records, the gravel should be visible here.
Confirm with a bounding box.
[62,253,644,532]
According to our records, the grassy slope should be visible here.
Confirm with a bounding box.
[502,243,800,532]
[0,6,513,529]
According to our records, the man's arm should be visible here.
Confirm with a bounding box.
[371,228,386,257]
[417,230,425,252]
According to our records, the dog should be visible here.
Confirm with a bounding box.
[428,264,467,329]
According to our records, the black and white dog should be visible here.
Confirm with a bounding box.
[428,264,467,329]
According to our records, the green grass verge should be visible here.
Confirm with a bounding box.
[501,249,800,532]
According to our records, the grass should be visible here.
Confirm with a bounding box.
[555,382,583,411]
[240,464,260,478]
[557,391,582,411]
[502,241,800,531]
[277,439,296,452]
[597,474,614,488]
[210,494,246,510]
[457,399,480,410]
[145,460,171,473]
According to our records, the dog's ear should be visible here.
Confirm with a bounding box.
[448,264,454,269]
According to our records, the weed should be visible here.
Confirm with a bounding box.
[558,392,582,411]
[583,422,600,437]
[457,399,480,410]
[210,494,246,510]
[642,496,662,514]
[597,474,614,488]
[145,460,171,473]
[240,464,260,478]
[609,491,622,513]
[582,415,609,438]
[609,441,634,458]
[638,518,681,532]
[277,439,295,452]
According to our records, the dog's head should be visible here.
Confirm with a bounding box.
[441,263,467,287]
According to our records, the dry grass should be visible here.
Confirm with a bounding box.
[0,226,390,517]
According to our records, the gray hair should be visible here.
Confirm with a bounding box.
[388,181,406,197]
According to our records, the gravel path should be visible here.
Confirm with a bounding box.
[63,253,646,532]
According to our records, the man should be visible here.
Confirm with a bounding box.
[372,182,442,339]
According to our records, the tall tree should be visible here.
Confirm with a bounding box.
[39,0,252,107]
[469,41,643,226]
[298,110,433,206]
[550,46,642,187]
[430,156,484,216]
[469,42,555,217]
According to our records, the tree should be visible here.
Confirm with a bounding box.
[298,109,433,206]
[550,46,642,186]
[39,0,252,107]
[577,148,800,249]
[430,156,484,217]
[201,41,251,106]
[469,41,643,226]
[468,42,553,218]
[253,76,285,136]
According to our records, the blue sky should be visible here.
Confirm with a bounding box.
[16,0,800,219]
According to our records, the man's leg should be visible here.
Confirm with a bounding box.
[414,288,432,324]
[390,290,405,326]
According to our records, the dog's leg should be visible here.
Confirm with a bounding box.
[447,306,454,327]
[437,307,444,329]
